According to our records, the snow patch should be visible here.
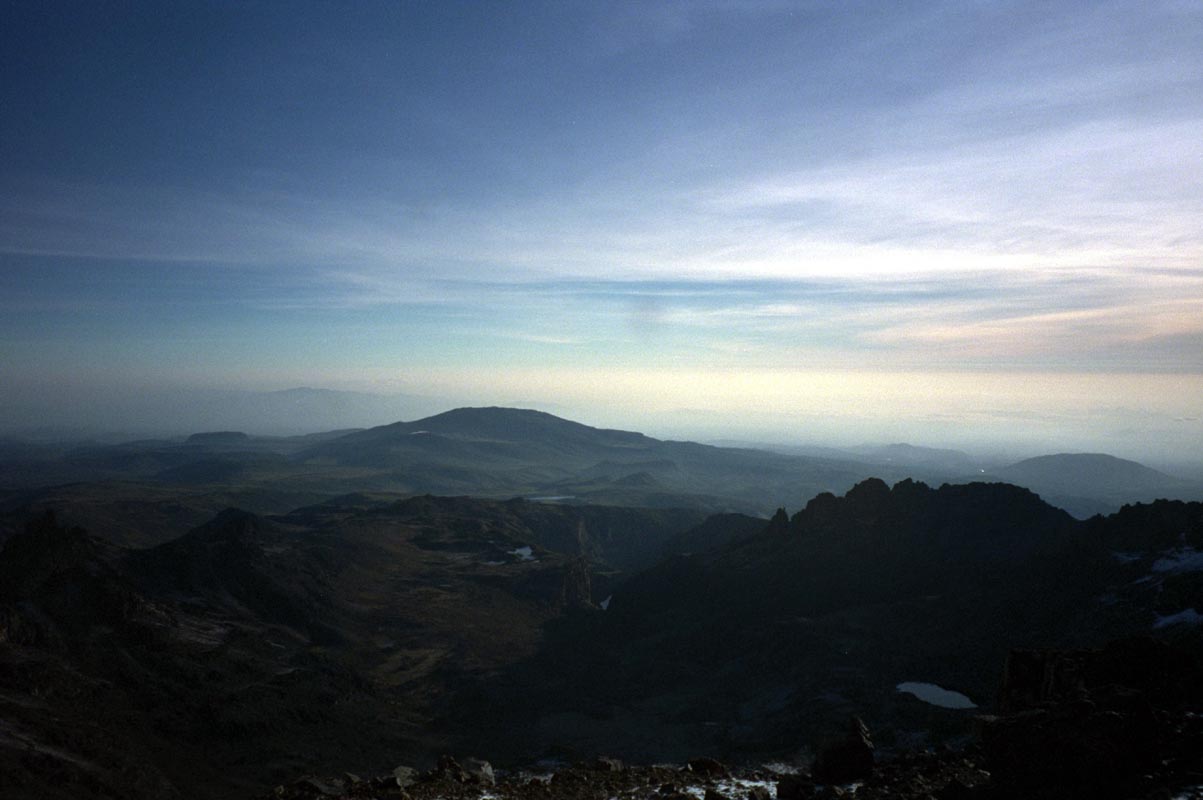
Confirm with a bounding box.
[1152,547,1203,573]
[1111,551,1143,564]
[684,777,781,800]
[762,762,803,775]
[896,682,977,709]
[509,546,536,562]
[599,595,612,610]
[1154,608,1203,629]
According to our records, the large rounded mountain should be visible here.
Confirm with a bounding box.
[988,453,1200,517]
[291,407,871,514]
[299,407,654,468]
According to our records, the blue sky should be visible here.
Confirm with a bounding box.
[2,1,1202,455]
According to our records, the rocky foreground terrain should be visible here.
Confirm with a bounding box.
[265,638,1203,800]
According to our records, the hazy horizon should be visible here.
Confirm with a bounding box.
[3,3,1201,464]
[4,382,1201,473]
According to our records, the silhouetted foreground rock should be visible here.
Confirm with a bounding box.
[811,716,874,784]
[978,637,1203,799]
[265,762,728,800]
[774,773,815,800]
[263,757,995,800]
[262,638,1203,800]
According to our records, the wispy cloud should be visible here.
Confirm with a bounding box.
[3,1,1202,454]
[694,117,1203,275]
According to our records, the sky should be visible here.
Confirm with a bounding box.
[2,1,1202,459]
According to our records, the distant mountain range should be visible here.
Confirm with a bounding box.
[983,453,1198,517]
[719,437,1203,518]
[0,407,872,544]
[3,408,1201,544]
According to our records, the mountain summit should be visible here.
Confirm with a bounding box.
[997,453,1176,495]
[987,453,1199,517]
[293,407,869,514]
[336,406,652,450]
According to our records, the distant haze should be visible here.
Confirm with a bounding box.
[3,379,1199,469]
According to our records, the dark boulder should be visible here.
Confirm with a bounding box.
[392,766,418,788]
[292,776,345,797]
[978,704,1161,799]
[432,755,469,783]
[981,638,1203,799]
[776,773,815,800]
[462,757,495,786]
[812,717,874,784]
[551,769,589,787]
[688,757,729,778]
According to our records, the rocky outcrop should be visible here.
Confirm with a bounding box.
[0,604,41,645]
[391,766,418,789]
[687,757,729,778]
[0,510,106,601]
[841,479,891,523]
[995,636,1201,712]
[775,773,816,800]
[979,637,1203,799]
[811,717,874,784]
[461,758,495,786]
[559,557,593,609]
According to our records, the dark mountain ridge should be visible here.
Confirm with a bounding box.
[456,479,1202,765]
[2,481,1202,798]
[185,431,250,445]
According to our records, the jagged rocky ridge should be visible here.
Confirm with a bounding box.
[1,480,1201,799]
[265,636,1203,800]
